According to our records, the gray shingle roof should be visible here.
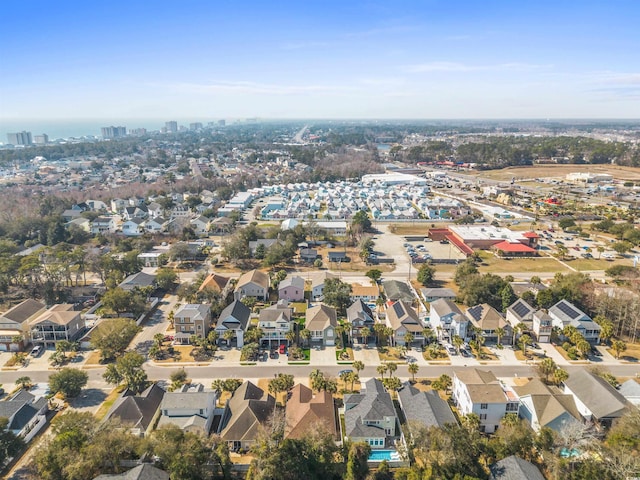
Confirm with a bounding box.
[344,379,396,439]
[93,464,170,480]
[217,300,250,330]
[105,384,165,432]
[563,369,630,419]
[398,382,457,429]
[490,455,545,480]
[382,280,414,302]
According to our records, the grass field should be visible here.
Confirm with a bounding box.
[567,257,632,271]
[464,164,640,182]
[475,251,570,274]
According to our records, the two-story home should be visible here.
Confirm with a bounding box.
[548,299,601,344]
[173,304,211,345]
[215,300,251,347]
[382,280,414,303]
[30,304,84,349]
[285,384,338,440]
[278,276,305,302]
[122,217,145,236]
[91,216,116,234]
[104,384,165,437]
[190,216,211,236]
[198,273,231,297]
[218,381,275,451]
[157,383,217,435]
[347,300,375,345]
[308,271,336,301]
[258,300,293,348]
[118,272,156,292]
[398,381,457,430]
[466,304,513,345]
[0,299,46,351]
[305,304,337,346]
[344,378,399,449]
[452,369,519,433]
[0,389,48,442]
[429,299,468,341]
[235,269,270,301]
[144,216,168,234]
[506,299,552,343]
[514,378,581,433]
[562,369,632,428]
[386,300,424,347]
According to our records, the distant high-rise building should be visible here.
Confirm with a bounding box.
[189,122,203,131]
[165,121,178,133]
[101,126,127,139]
[33,134,49,145]
[7,131,32,145]
[129,128,147,136]
[218,119,226,126]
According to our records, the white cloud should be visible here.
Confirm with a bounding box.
[404,61,552,73]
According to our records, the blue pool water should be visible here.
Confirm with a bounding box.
[368,450,400,462]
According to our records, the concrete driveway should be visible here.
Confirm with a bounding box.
[352,343,381,366]
[310,345,336,366]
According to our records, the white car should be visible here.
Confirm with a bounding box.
[601,253,615,259]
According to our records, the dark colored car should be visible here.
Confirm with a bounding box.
[270,350,278,359]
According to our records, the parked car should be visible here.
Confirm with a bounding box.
[338,369,353,376]
[279,344,287,354]
[30,345,43,357]
[269,350,278,359]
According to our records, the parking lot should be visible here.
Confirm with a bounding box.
[536,230,621,260]
[403,238,466,263]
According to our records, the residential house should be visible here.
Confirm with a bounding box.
[619,379,640,407]
[235,269,269,301]
[343,378,399,448]
[397,381,457,430]
[548,299,601,344]
[386,300,424,346]
[122,205,148,220]
[285,384,337,440]
[215,300,251,347]
[143,216,168,234]
[429,299,468,341]
[510,281,547,298]
[91,216,116,234]
[218,381,275,451]
[94,465,169,480]
[104,384,165,437]
[382,280,414,302]
[122,217,145,236]
[173,304,211,345]
[147,201,164,218]
[490,455,545,480]
[0,389,48,442]
[466,304,513,345]
[190,216,211,236]
[309,271,336,301]
[350,283,379,305]
[563,369,631,428]
[532,311,553,343]
[67,217,91,232]
[62,209,83,222]
[0,299,46,351]
[505,298,535,331]
[198,272,231,297]
[420,288,456,303]
[157,384,217,435]
[30,304,84,348]
[347,300,375,344]
[327,250,347,263]
[452,369,519,433]
[258,300,293,347]
[305,304,337,346]
[119,272,156,292]
[249,239,281,257]
[514,378,581,433]
[137,252,163,268]
[277,276,304,302]
[299,248,318,263]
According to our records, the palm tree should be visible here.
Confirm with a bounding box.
[537,357,557,383]
[376,364,388,380]
[352,360,365,375]
[386,362,398,378]
[495,327,505,347]
[576,339,591,359]
[300,328,311,347]
[222,329,235,345]
[285,330,296,346]
[452,335,464,354]
[360,326,371,346]
[427,342,440,360]
[15,376,32,390]
[153,333,165,348]
[519,334,533,356]
[384,326,395,347]
[552,368,569,385]
[597,245,605,259]
[408,362,419,382]
[347,371,359,392]
[309,369,324,391]
[167,310,175,329]
[611,340,627,359]
[422,327,434,345]
[335,325,345,349]
[403,331,414,349]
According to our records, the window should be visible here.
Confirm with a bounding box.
[480,403,488,410]
[480,414,487,420]
[385,428,392,435]
[479,425,486,433]
[327,329,333,337]
[197,325,202,331]
[506,403,518,412]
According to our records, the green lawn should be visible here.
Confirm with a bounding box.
[477,253,570,274]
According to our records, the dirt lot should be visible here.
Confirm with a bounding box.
[466,164,640,182]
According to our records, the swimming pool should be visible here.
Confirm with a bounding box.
[368,450,400,462]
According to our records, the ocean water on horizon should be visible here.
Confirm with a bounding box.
[0,119,166,141]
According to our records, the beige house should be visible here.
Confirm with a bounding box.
[0,299,46,351]
[466,304,513,344]
[235,269,270,301]
[305,304,337,346]
[173,304,211,344]
[386,300,424,346]
[285,384,337,440]
[30,304,83,348]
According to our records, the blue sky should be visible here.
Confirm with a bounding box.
[1,0,639,120]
